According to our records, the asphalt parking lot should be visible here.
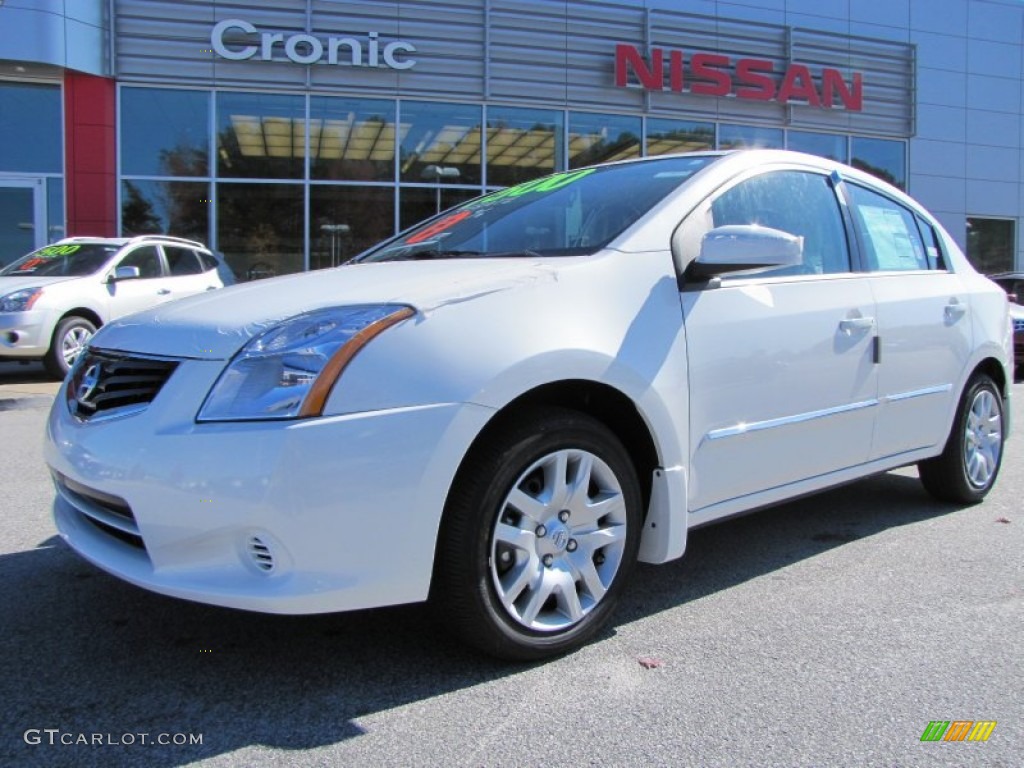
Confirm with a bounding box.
[0,364,1020,768]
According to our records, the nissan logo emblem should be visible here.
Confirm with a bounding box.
[76,363,102,407]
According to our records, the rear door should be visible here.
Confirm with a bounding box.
[161,246,223,298]
[680,167,879,513]
[843,183,971,459]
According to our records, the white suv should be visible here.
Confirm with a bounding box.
[0,235,233,377]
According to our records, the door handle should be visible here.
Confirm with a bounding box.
[157,289,171,295]
[944,300,966,322]
[839,316,875,335]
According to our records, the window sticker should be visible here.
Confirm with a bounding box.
[860,206,923,270]
[15,245,81,272]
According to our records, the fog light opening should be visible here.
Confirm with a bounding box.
[245,535,276,574]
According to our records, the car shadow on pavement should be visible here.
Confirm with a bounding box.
[0,471,961,768]
[620,470,958,622]
[0,361,58,384]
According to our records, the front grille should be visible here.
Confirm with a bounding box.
[54,472,147,552]
[1013,318,1024,333]
[67,349,178,422]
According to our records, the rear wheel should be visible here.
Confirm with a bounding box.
[918,374,1004,504]
[44,316,96,379]
[433,408,642,660]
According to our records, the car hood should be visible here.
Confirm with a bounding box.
[0,275,81,292]
[91,259,566,359]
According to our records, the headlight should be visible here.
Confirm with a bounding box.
[197,304,414,422]
[0,287,43,312]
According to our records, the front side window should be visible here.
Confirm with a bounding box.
[847,184,929,272]
[118,246,163,278]
[708,171,851,276]
[359,156,714,262]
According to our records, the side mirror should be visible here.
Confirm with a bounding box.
[109,265,141,282]
[688,224,803,281]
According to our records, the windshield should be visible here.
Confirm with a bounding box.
[357,155,716,262]
[0,243,120,277]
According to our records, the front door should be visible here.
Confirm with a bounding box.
[679,167,879,514]
[0,177,45,268]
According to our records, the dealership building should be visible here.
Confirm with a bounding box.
[1,0,1022,280]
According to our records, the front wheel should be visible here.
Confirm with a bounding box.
[433,408,642,660]
[918,374,1004,504]
[44,316,96,379]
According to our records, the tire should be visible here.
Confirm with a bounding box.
[44,316,96,379]
[432,407,642,661]
[918,374,1004,504]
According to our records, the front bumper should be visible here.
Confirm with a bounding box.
[45,358,492,614]
[0,309,54,358]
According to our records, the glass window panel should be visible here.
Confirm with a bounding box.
[0,83,62,173]
[119,246,163,278]
[217,92,305,179]
[847,183,928,271]
[0,186,36,267]
[710,171,850,276]
[310,185,396,269]
[120,180,209,244]
[966,217,1015,274]
[787,130,847,162]
[485,107,564,187]
[120,87,210,176]
[399,187,481,231]
[399,102,482,185]
[310,97,396,182]
[47,177,65,243]
[646,118,714,157]
[164,246,204,275]
[851,137,906,190]
[718,124,783,150]
[218,183,303,280]
[568,113,641,169]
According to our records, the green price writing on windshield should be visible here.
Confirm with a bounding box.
[37,244,81,258]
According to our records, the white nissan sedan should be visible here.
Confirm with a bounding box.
[45,151,1012,660]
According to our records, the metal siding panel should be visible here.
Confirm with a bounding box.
[113,0,915,138]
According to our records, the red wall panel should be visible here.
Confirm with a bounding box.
[64,72,116,236]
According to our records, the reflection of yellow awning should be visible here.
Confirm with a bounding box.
[229,114,655,169]
[645,136,714,156]
[229,114,408,161]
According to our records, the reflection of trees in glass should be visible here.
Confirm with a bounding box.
[646,125,714,156]
[160,144,206,177]
[570,131,641,169]
[851,159,900,190]
[967,218,1014,274]
[121,182,162,234]
[218,184,303,281]
[311,186,396,269]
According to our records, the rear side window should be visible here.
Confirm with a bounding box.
[709,170,850,276]
[915,215,947,270]
[847,184,929,272]
[197,252,218,272]
[164,246,204,276]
